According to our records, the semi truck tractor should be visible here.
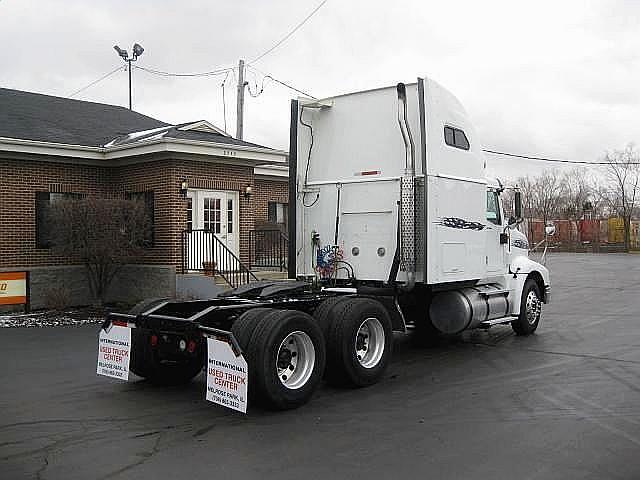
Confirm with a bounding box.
[98,77,551,412]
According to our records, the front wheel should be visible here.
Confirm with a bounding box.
[511,278,542,335]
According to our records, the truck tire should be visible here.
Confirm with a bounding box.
[128,298,202,385]
[246,309,326,410]
[130,335,203,385]
[313,296,352,339]
[511,278,542,336]
[325,298,393,387]
[232,308,277,351]
[129,298,167,380]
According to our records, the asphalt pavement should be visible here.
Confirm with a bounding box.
[2,253,640,479]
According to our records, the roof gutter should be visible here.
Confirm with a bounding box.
[0,136,287,164]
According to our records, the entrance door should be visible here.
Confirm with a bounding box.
[486,189,507,274]
[186,190,239,272]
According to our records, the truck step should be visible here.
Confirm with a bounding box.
[478,288,510,297]
[477,316,514,329]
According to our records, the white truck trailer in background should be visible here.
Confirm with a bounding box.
[99,77,550,412]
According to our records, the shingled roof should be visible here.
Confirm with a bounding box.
[0,87,271,150]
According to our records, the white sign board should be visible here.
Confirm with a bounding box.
[206,337,248,413]
[97,325,131,381]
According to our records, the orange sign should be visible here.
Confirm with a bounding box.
[0,272,28,305]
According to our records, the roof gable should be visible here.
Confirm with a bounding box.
[177,120,229,136]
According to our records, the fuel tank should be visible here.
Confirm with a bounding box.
[429,284,509,334]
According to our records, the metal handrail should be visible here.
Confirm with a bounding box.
[181,229,258,288]
[249,229,289,271]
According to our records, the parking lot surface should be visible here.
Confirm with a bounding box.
[1,253,640,479]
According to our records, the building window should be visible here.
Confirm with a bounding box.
[227,198,234,234]
[486,191,501,225]
[444,126,470,150]
[268,202,288,230]
[128,191,155,247]
[35,192,83,248]
[186,197,193,231]
[204,197,221,234]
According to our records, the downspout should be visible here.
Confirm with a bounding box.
[396,83,416,290]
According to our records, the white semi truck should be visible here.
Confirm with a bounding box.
[99,77,550,412]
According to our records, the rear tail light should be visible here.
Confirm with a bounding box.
[150,334,158,347]
[187,340,197,353]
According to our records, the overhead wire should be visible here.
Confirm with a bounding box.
[248,65,316,99]
[248,0,328,65]
[221,70,230,132]
[68,65,125,98]
[133,64,234,77]
[483,149,640,166]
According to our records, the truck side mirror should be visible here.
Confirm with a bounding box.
[514,191,522,219]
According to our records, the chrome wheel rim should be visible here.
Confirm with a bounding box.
[276,331,315,390]
[355,317,385,369]
[525,290,542,325]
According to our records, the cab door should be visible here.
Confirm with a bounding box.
[486,189,507,274]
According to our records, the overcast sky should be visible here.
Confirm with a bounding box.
[2,0,639,179]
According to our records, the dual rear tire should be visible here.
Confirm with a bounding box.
[231,297,393,410]
[232,309,326,410]
[317,298,393,387]
[128,299,204,386]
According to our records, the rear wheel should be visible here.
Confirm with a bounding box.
[325,298,393,387]
[246,309,326,410]
[232,308,277,350]
[511,278,542,335]
[130,334,203,385]
[313,296,352,339]
[129,298,203,385]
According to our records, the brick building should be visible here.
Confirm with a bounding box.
[0,88,289,308]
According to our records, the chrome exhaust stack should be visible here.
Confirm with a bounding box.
[396,83,416,290]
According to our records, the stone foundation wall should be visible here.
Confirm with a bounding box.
[0,265,176,310]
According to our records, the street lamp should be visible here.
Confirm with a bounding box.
[113,43,144,110]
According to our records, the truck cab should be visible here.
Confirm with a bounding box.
[289,77,550,334]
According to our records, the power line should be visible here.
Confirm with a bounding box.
[483,149,640,166]
[248,0,328,65]
[248,65,317,99]
[68,65,124,98]
[133,64,234,77]
[221,70,230,133]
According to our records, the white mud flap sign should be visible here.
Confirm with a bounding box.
[97,324,131,381]
[206,336,248,413]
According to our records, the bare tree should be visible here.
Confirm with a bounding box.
[559,168,592,220]
[519,169,563,221]
[602,144,640,251]
[49,197,151,305]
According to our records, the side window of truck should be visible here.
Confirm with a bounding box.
[486,191,501,225]
[444,126,470,150]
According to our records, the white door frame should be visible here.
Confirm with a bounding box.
[187,189,240,256]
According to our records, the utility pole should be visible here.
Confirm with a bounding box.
[128,59,132,110]
[236,59,246,140]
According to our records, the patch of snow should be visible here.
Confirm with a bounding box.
[0,309,104,328]
[104,125,173,147]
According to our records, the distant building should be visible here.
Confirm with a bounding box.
[0,88,288,308]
